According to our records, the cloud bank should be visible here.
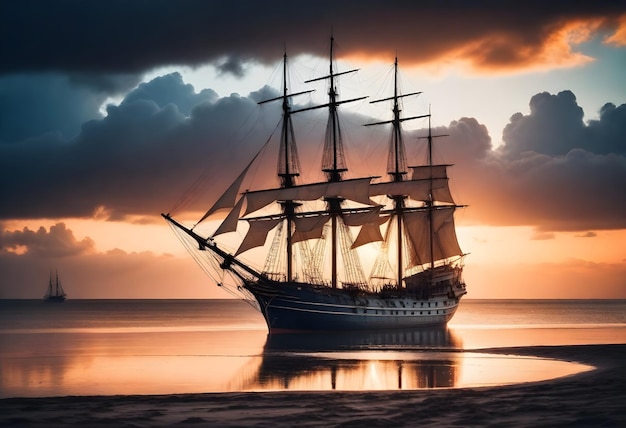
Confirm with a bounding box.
[1,69,624,232]
[1,1,625,76]
[0,222,94,257]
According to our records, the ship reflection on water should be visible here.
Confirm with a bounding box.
[247,327,463,391]
[1,324,592,397]
[264,326,460,351]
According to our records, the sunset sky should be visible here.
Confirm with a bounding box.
[1,1,625,299]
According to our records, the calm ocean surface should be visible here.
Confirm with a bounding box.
[1,299,624,398]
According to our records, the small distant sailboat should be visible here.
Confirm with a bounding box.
[44,270,67,302]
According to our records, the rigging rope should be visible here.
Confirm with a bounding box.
[167,221,258,306]
[166,106,274,217]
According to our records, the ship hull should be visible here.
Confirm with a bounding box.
[246,281,464,333]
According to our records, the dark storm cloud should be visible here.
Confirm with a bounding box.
[68,73,142,94]
[0,67,624,231]
[477,91,626,230]
[216,56,249,78]
[0,74,106,142]
[449,105,626,231]
[500,91,626,158]
[384,97,626,231]
[0,73,279,220]
[121,73,218,115]
[1,1,624,75]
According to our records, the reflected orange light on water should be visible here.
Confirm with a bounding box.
[237,356,459,392]
[0,325,599,398]
[0,348,592,397]
[456,353,592,388]
[68,355,265,396]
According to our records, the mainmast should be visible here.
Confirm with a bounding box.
[324,35,345,289]
[367,57,426,288]
[258,51,312,282]
[297,35,365,288]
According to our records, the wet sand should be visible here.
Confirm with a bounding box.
[1,344,624,427]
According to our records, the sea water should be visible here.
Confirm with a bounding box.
[1,299,624,397]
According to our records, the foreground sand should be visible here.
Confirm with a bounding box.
[1,344,624,427]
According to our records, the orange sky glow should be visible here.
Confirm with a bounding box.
[343,16,622,75]
[2,217,624,300]
[1,3,625,300]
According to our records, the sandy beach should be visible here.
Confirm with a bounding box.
[1,344,624,427]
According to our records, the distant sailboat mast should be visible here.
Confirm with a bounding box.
[45,269,67,301]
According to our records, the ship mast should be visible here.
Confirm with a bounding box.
[420,107,448,274]
[427,112,434,271]
[367,57,426,288]
[391,59,406,289]
[296,35,365,288]
[258,51,312,282]
[325,36,344,289]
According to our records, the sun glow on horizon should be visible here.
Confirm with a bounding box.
[2,217,624,299]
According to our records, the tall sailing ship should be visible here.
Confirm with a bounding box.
[163,37,467,332]
[44,270,67,302]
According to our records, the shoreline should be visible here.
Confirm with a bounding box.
[2,344,625,427]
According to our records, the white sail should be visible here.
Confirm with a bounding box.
[235,217,283,256]
[243,177,374,216]
[341,206,382,226]
[235,204,386,254]
[197,162,250,224]
[431,181,455,205]
[404,207,463,268]
[409,165,455,203]
[292,214,328,243]
[197,142,270,224]
[370,178,454,203]
[292,225,326,244]
[351,215,389,249]
[212,195,245,236]
[410,165,449,180]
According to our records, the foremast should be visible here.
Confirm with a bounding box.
[258,51,312,282]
